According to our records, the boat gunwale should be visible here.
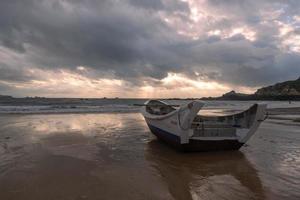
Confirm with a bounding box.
[142,100,266,120]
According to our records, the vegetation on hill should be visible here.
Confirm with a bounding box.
[255,77,300,96]
[201,77,300,101]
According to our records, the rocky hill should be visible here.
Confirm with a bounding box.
[255,77,300,96]
[222,90,248,97]
[201,76,300,100]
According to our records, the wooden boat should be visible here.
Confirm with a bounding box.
[141,100,267,152]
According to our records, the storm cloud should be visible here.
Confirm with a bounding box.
[0,0,300,97]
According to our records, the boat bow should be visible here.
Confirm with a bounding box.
[177,101,205,143]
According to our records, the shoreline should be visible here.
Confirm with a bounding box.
[0,106,299,115]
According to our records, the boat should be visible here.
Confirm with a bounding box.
[141,100,267,152]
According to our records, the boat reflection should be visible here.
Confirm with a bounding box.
[145,140,265,200]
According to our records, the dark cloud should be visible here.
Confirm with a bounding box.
[0,82,13,94]
[0,64,35,82]
[0,0,300,96]
[127,0,165,10]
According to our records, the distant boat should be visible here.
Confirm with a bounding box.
[141,100,267,152]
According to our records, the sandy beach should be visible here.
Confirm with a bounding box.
[1,0,300,199]
[0,107,299,200]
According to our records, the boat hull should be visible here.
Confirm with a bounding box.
[147,123,244,152]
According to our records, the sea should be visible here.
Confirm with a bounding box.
[1,98,300,114]
[0,99,300,199]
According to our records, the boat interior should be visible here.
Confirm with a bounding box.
[146,100,176,115]
[191,104,258,138]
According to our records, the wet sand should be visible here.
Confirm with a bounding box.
[0,112,299,200]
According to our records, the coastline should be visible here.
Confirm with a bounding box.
[1,105,300,121]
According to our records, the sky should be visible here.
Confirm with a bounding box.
[0,0,300,98]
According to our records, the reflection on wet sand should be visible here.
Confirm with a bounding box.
[0,113,299,199]
[146,140,265,200]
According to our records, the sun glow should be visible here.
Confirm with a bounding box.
[140,73,235,98]
[2,67,256,98]
[3,67,128,98]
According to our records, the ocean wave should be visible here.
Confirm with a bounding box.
[0,100,299,114]
[0,105,141,114]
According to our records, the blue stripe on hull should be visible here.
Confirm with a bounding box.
[147,123,180,144]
